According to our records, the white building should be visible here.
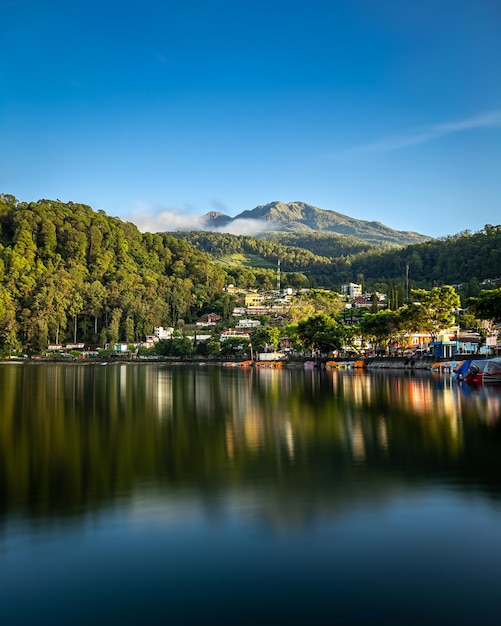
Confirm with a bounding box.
[144,326,175,347]
[220,329,251,342]
[153,326,174,340]
[341,283,362,298]
[237,319,261,329]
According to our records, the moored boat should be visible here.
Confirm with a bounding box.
[482,358,501,384]
[462,358,501,385]
[256,361,283,369]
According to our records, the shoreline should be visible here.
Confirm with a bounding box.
[0,355,470,370]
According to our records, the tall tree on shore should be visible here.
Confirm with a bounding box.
[468,288,501,322]
[401,286,460,340]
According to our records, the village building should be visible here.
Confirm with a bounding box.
[245,293,265,308]
[153,326,174,340]
[341,283,362,298]
[237,318,261,329]
[220,329,251,342]
[247,304,290,316]
[224,284,242,294]
[195,313,222,327]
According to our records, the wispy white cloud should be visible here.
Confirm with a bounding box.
[128,208,206,233]
[127,207,274,235]
[216,218,275,235]
[346,110,501,155]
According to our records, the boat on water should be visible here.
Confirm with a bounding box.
[255,361,283,369]
[456,357,501,385]
[453,359,482,380]
[482,358,501,384]
[325,361,353,369]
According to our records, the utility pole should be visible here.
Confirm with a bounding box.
[406,263,410,302]
[277,259,281,292]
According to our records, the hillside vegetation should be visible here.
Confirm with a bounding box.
[1,193,499,354]
[0,195,230,351]
[348,226,501,289]
[171,225,501,295]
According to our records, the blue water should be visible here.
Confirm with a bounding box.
[1,364,500,624]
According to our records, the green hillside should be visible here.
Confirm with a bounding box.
[169,225,501,296]
[0,195,228,351]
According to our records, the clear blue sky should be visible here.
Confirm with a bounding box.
[2,0,500,238]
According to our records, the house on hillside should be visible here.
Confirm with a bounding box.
[225,284,242,294]
[153,326,174,340]
[220,329,251,342]
[244,293,264,308]
[353,296,373,308]
[196,313,222,327]
[144,326,174,347]
[341,283,362,298]
[237,318,261,329]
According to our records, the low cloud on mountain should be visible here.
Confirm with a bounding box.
[215,218,276,235]
[128,208,207,233]
[128,208,273,235]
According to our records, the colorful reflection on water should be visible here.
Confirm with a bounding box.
[0,363,501,624]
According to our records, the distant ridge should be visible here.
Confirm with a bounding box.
[202,211,232,228]
[201,201,431,246]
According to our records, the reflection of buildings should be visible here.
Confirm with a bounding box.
[223,369,296,461]
[3,363,501,534]
[98,366,497,468]
[325,370,469,462]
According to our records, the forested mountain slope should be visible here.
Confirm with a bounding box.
[171,225,501,293]
[0,195,227,351]
[169,231,333,273]
[348,226,501,288]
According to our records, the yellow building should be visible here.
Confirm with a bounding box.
[244,293,264,308]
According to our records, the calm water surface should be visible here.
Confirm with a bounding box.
[1,363,501,624]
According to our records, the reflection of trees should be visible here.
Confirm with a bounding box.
[1,364,501,526]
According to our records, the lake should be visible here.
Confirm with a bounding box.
[1,362,501,625]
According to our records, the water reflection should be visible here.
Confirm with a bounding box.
[0,363,500,528]
[2,364,501,624]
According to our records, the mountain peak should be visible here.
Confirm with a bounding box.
[199,201,431,246]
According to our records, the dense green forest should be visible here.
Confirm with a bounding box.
[348,226,501,290]
[266,231,378,257]
[171,226,501,294]
[0,195,234,351]
[169,230,332,273]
